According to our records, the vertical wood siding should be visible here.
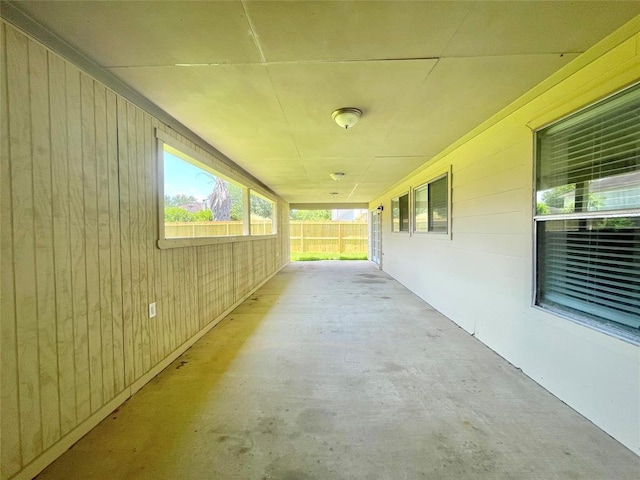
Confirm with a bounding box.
[0,23,289,480]
[1,21,22,480]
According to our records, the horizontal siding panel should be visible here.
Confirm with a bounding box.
[453,164,529,203]
[452,211,529,235]
[451,232,528,257]
[454,188,529,218]
[452,139,529,184]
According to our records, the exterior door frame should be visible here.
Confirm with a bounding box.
[370,209,382,269]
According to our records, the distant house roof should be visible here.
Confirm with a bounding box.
[183,202,205,213]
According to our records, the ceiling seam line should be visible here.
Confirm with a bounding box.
[439,0,477,57]
[241,0,267,64]
[0,5,278,197]
[103,52,580,70]
[379,57,440,147]
[239,0,305,200]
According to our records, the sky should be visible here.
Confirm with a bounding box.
[163,151,216,201]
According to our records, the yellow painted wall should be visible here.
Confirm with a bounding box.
[0,21,290,480]
[370,17,640,455]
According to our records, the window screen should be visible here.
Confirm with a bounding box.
[392,193,409,232]
[414,174,449,234]
[535,83,640,337]
[428,175,448,233]
[414,185,428,233]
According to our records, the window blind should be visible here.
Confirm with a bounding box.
[537,218,640,329]
[536,84,640,213]
[391,194,409,232]
[399,194,409,232]
[414,185,427,233]
[536,83,640,335]
[428,175,448,233]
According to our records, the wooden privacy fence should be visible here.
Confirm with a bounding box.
[165,221,273,238]
[165,220,369,254]
[290,221,368,253]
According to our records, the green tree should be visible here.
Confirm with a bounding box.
[251,194,273,219]
[539,184,606,214]
[164,194,197,207]
[164,206,212,222]
[164,206,194,222]
[595,217,635,230]
[229,184,244,220]
[536,202,550,215]
[541,184,574,210]
[289,209,331,220]
[192,209,213,221]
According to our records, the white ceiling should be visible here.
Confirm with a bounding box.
[12,1,640,204]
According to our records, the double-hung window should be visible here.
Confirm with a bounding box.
[534,83,640,340]
[414,173,449,234]
[391,193,410,232]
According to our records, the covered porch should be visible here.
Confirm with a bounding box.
[36,262,640,479]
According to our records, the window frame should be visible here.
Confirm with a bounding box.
[156,130,277,248]
[532,83,640,345]
[413,170,451,236]
[391,192,410,233]
[249,190,277,236]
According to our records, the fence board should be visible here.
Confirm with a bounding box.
[289,221,368,254]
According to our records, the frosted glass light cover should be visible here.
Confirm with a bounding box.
[332,108,362,129]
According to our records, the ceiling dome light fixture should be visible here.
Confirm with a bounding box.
[331,107,362,129]
[330,172,345,181]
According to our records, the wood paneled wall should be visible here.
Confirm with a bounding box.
[0,22,290,480]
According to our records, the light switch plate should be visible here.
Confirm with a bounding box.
[149,302,156,318]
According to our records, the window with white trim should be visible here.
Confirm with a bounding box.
[535,83,640,340]
[391,193,409,232]
[414,173,449,234]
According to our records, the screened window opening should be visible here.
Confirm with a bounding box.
[535,83,640,339]
[414,185,427,233]
[414,174,449,234]
[162,144,245,239]
[250,191,275,235]
[392,193,409,232]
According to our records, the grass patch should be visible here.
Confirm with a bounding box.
[291,252,368,262]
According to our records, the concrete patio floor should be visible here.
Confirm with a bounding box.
[37,261,639,479]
